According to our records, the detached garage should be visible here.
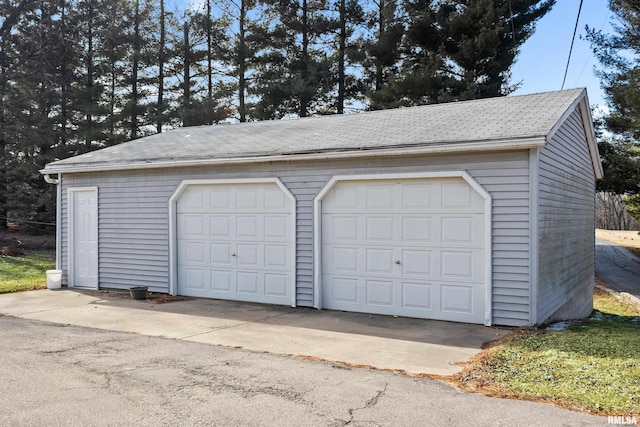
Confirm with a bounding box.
[41,88,603,327]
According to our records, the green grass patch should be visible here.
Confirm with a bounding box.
[456,288,640,417]
[0,252,55,293]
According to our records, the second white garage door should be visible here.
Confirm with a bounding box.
[321,177,486,324]
[177,181,294,305]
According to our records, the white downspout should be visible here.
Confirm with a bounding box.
[43,174,62,270]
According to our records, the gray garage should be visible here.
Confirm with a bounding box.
[41,88,603,326]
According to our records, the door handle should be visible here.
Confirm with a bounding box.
[395,260,401,265]
[231,252,237,257]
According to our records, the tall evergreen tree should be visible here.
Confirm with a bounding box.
[587,0,640,228]
[252,0,334,118]
[361,0,404,110]
[330,0,364,113]
[587,0,640,141]
[381,0,554,107]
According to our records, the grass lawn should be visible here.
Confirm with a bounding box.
[0,252,56,293]
[452,287,640,417]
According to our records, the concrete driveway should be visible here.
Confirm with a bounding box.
[0,289,508,376]
[596,237,640,300]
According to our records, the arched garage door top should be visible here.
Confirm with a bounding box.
[313,172,492,325]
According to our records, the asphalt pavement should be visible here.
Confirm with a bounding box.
[0,316,607,426]
[595,237,640,299]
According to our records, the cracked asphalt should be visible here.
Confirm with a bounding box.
[1,316,606,426]
[596,237,640,299]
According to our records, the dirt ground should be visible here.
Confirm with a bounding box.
[596,229,640,258]
[0,231,56,252]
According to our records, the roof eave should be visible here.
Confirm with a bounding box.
[40,136,547,175]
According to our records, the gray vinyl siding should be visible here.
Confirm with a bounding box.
[59,150,531,325]
[537,107,596,323]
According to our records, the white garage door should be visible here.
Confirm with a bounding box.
[321,177,486,324]
[177,182,294,305]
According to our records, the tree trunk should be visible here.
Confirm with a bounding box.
[337,0,346,114]
[299,0,309,118]
[183,20,190,125]
[86,1,94,148]
[131,0,140,139]
[0,47,7,231]
[206,0,213,121]
[157,0,165,133]
[238,0,246,122]
[375,0,384,92]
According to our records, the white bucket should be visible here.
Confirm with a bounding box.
[46,270,62,289]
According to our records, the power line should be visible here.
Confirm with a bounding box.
[508,0,517,49]
[574,10,610,86]
[561,0,584,90]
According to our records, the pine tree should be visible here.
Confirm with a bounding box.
[252,0,334,118]
[384,0,554,106]
[587,0,640,141]
[587,0,640,228]
[361,0,404,110]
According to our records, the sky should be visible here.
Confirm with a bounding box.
[511,0,613,107]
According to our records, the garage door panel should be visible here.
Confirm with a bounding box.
[179,187,207,211]
[237,271,259,294]
[182,241,206,264]
[442,249,484,282]
[365,217,394,241]
[210,243,231,264]
[331,278,359,303]
[209,188,231,209]
[265,245,288,268]
[265,274,288,296]
[237,216,259,238]
[183,268,206,290]
[236,188,258,210]
[179,214,206,237]
[328,247,358,272]
[237,244,259,266]
[441,182,484,212]
[324,186,358,212]
[264,215,288,238]
[441,284,474,314]
[177,182,294,305]
[210,216,231,237]
[402,217,432,242]
[402,183,433,210]
[264,187,288,209]
[401,282,432,310]
[366,248,394,273]
[211,271,231,291]
[366,280,394,306]
[401,250,432,276]
[322,177,486,324]
[441,215,485,246]
[326,216,358,241]
[365,184,394,209]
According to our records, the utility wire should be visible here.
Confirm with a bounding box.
[574,10,610,86]
[561,0,584,89]
[508,0,517,49]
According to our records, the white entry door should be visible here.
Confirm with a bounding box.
[69,188,98,289]
[321,177,486,324]
[177,182,294,305]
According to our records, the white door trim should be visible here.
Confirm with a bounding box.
[313,171,493,325]
[168,178,297,307]
[68,186,99,289]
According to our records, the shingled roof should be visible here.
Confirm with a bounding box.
[42,88,594,174]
